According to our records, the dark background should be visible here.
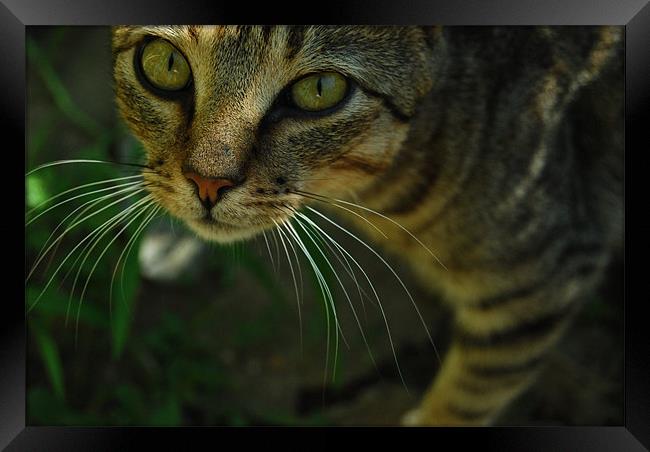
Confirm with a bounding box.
[24,26,624,427]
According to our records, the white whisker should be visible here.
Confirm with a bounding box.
[281,220,340,386]
[26,180,143,227]
[290,206,373,314]
[114,205,162,312]
[273,220,303,352]
[26,159,145,177]
[281,219,305,304]
[26,188,147,312]
[61,195,152,314]
[26,174,144,218]
[62,196,153,325]
[294,191,388,240]
[66,194,153,304]
[297,190,447,271]
[32,192,118,276]
[74,197,155,340]
[291,217,351,350]
[291,212,380,375]
[270,228,281,273]
[29,182,146,276]
[262,230,277,273]
[26,186,145,282]
[305,205,441,366]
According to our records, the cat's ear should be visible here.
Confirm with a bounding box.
[361,26,443,119]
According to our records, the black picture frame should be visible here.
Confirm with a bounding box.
[3,0,648,449]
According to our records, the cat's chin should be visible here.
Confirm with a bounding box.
[185,218,262,243]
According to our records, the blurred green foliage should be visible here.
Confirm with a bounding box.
[25,28,338,426]
[26,29,148,423]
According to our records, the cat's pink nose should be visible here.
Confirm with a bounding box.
[184,172,236,209]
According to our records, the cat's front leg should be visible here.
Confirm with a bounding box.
[401,343,538,426]
[402,294,579,426]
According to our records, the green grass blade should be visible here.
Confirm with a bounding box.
[111,233,142,360]
[27,37,102,137]
[31,322,66,400]
[26,286,109,329]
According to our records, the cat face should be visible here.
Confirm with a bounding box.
[112,26,436,242]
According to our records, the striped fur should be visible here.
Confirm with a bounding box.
[112,26,623,425]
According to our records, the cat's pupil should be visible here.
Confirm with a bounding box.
[167,52,174,71]
[316,77,322,97]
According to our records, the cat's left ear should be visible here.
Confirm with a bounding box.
[370,26,446,119]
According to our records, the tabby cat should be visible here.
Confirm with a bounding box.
[111,25,623,426]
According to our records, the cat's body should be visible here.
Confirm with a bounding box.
[112,26,623,425]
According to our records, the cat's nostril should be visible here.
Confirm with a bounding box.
[184,171,236,209]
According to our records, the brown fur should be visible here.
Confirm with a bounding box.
[112,25,623,425]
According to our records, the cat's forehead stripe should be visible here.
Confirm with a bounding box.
[285,27,306,60]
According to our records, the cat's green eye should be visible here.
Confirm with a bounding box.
[140,39,191,91]
[290,72,348,112]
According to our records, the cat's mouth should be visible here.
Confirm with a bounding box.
[185,210,287,244]
[146,172,301,243]
[187,216,256,243]
[197,216,232,227]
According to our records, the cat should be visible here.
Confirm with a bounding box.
[110,25,623,426]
